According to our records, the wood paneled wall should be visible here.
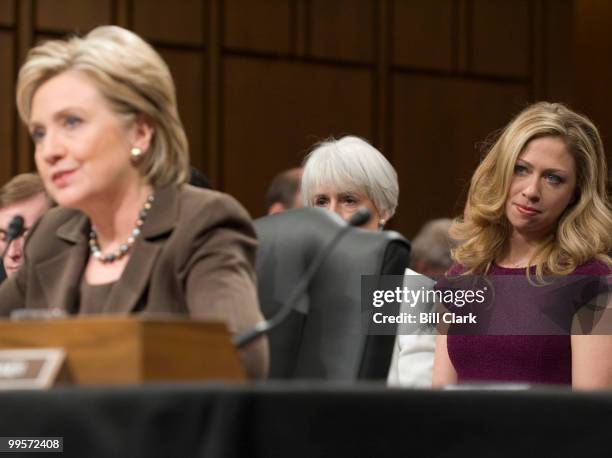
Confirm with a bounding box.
[574,0,612,152]
[0,0,599,238]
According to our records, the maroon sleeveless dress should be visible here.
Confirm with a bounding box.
[446,260,611,385]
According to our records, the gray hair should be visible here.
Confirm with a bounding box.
[410,218,455,270]
[301,135,399,218]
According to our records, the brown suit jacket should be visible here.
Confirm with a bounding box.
[0,184,268,378]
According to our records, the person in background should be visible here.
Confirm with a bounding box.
[388,218,454,387]
[409,219,455,277]
[266,167,302,215]
[0,173,51,279]
[0,25,267,379]
[301,135,398,231]
[301,135,404,380]
[189,166,212,190]
[433,102,612,389]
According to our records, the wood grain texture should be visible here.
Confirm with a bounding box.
[223,56,373,217]
[574,0,612,146]
[0,317,245,384]
[308,0,375,62]
[133,0,204,46]
[0,32,14,183]
[224,0,291,54]
[15,1,34,173]
[158,48,207,174]
[392,0,453,70]
[391,74,529,237]
[470,0,529,77]
[0,0,14,25]
[543,0,573,102]
[35,0,112,32]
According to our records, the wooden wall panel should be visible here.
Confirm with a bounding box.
[224,0,290,54]
[158,49,206,174]
[392,0,453,70]
[574,0,612,146]
[35,0,112,32]
[391,74,528,237]
[544,0,573,102]
[223,57,373,217]
[133,0,204,46]
[470,0,529,77]
[0,0,14,25]
[309,0,374,62]
[0,32,14,183]
[0,0,597,234]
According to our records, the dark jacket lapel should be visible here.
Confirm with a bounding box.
[104,185,179,313]
[34,212,89,313]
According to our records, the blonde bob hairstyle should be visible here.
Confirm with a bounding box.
[451,102,611,278]
[301,135,399,220]
[16,25,189,186]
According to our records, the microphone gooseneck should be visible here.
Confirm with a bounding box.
[1,215,25,259]
[233,208,371,349]
[347,207,371,227]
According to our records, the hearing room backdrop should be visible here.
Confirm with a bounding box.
[0,0,609,237]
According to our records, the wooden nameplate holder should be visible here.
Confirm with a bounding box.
[0,317,245,386]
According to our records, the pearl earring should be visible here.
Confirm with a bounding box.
[131,147,142,158]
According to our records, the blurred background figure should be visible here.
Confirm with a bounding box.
[266,167,302,215]
[301,136,398,231]
[189,166,212,189]
[409,218,455,277]
[388,218,454,388]
[0,173,51,280]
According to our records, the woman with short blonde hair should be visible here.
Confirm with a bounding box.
[17,26,189,187]
[2,26,268,379]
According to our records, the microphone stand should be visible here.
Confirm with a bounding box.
[1,215,25,260]
[234,208,371,349]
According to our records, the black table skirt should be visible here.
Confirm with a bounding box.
[0,382,610,458]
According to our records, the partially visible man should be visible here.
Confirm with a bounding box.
[0,173,51,279]
[265,168,303,215]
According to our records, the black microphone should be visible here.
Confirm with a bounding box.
[1,215,25,259]
[348,207,371,227]
[234,207,371,349]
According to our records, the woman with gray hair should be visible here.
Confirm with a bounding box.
[301,135,399,231]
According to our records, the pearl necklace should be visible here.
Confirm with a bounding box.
[89,194,155,263]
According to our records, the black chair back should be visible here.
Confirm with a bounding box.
[254,208,410,380]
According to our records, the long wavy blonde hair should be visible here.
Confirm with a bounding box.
[450,102,611,278]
